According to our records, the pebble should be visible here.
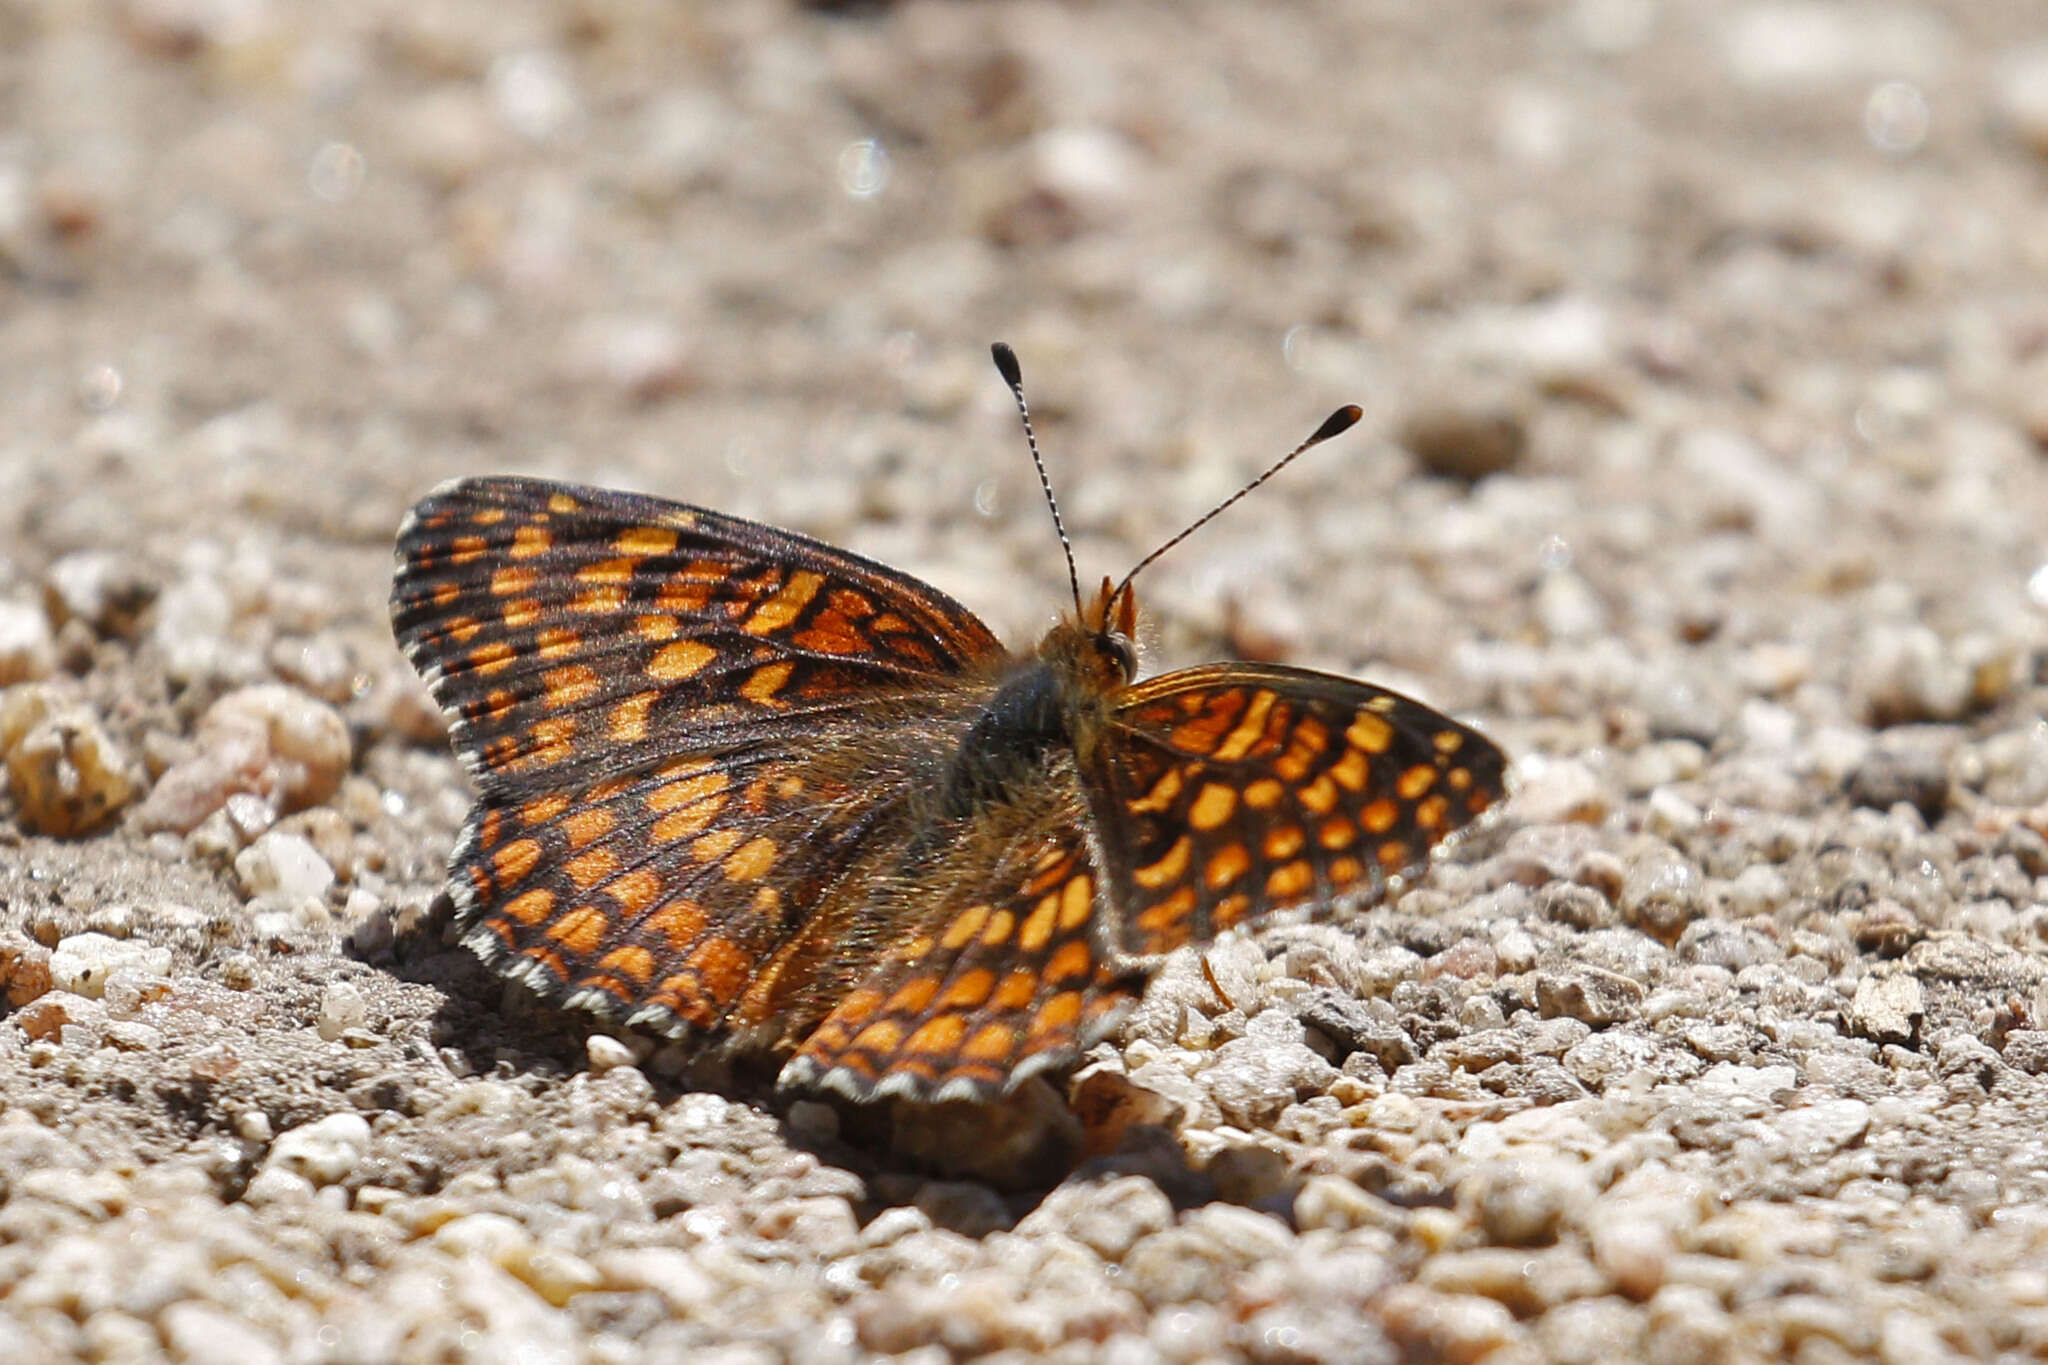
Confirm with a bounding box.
[1848,973,1923,1045]
[1509,757,1610,825]
[160,1302,284,1365]
[264,1112,371,1187]
[234,831,335,902]
[0,599,55,683]
[585,1034,636,1072]
[138,685,351,833]
[1398,396,1528,482]
[1536,966,1645,1025]
[316,980,368,1042]
[43,550,155,636]
[0,932,53,1007]
[1202,1029,1340,1128]
[50,933,172,998]
[0,684,139,836]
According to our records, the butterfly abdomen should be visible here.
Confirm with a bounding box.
[935,661,1073,825]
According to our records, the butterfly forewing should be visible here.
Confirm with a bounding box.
[392,477,1006,795]
[1087,664,1507,958]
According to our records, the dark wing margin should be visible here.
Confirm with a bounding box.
[1086,663,1508,959]
[390,476,1007,796]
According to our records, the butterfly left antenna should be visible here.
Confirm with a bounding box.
[991,342,1084,618]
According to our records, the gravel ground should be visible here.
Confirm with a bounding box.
[5,2,2048,1362]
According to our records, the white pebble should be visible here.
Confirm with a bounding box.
[266,1112,371,1186]
[585,1034,635,1073]
[235,830,335,902]
[0,600,54,684]
[49,933,171,999]
[317,981,368,1042]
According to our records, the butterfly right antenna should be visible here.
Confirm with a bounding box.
[991,342,1085,620]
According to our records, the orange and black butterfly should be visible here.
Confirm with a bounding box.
[390,345,1506,1104]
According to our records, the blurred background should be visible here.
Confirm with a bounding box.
[4,0,2043,724]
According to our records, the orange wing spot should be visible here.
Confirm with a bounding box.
[576,557,637,586]
[722,836,777,883]
[543,664,602,708]
[635,614,679,642]
[1136,885,1198,941]
[560,806,615,849]
[1046,939,1093,986]
[493,838,542,884]
[1205,842,1251,890]
[432,582,460,607]
[1133,836,1191,891]
[656,579,713,613]
[739,660,794,706]
[597,945,655,985]
[1416,794,1450,831]
[656,800,727,843]
[1347,711,1395,754]
[504,599,542,629]
[520,945,569,979]
[1129,765,1185,815]
[466,863,492,903]
[477,808,505,849]
[1028,991,1083,1039]
[1211,689,1280,761]
[1263,825,1306,860]
[850,1018,908,1054]
[743,570,825,637]
[545,905,610,955]
[1362,797,1401,833]
[650,640,718,681]
[1329,747,1371,792]
[547,491,580,513]
[1376,840,1411,871]
[503,888,555,926]
[645,899,707,949]
[1297,773,1339,814]
[1243,778,1285,809]
[688,937,752,1004]
[649,770,729,812]
[1398,764,1438,799]
[1169,691,1248,755]
[449,535,487,565]
[906,1014,967,1057]
[871,612,910,633]
[468,640,516,676]
[980,910,1017,947]
[1019,894,1061,953]
[962,1022,1017,1063]
[1265,860,1314,900]
[1434,729,1466,754]
[1059,873,1094,931]
[565,847,620,890]
[610,691,657,742]
[610,867,661,916]
[1318,817,1358,850]
[941,906,993,950]
[993,969,1038,1010]
[509,525,553,560]
[1329,856,1365,885]
[444,618,482,645]
[1467,787,1495,814]
[537,626,580,660]
[827,987,884,1029]
[1188,782,1239,831]
[474,687,516,720]
[793,610,870,655]
[491,565,537,598]
[1447,766,1473,792]
[752,885,781,917]
[472,507,508,527]
[940,969,996,1009]
[885,975,940,1016]
[691,828,745,862]
[1212,893,1251,928]
[525,714,576,767]
[616,525,679,556]
[572,585,627,614]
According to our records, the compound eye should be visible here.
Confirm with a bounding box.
[1103,633,1137,680]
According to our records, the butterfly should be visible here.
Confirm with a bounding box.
[390,344,1507,1104]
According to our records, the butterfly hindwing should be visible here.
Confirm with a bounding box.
[1086,664,1508,958]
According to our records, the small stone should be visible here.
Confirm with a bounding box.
[1592,1217,1672,1300]
[0,600,55,684]
[49,933,172,998]
[1844,734,1951,819]
[1509,757,1609,825]
[266,1111,372,1186]
[433,1211,533,1261]
[585,1034,635,1072]
[0,685,139,836]
[219,952,259,989]
[235,831,335,901]
[138,684,352,833]
[1849,973,1923,1045]
[1772,1098,1871,1156]
[12,991,107,1042]
[1399,396,1528,482]
[317,980,368,1042]
[594,1247,719,1314]
[1535,966,1645,1025]
[1203,1030,1340,1128]
[160,1302,283,1365]
[43,551,155,636]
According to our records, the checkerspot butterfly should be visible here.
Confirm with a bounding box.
[391,345,1507,1103]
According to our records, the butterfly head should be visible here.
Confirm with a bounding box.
[1041,575,1139,694]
